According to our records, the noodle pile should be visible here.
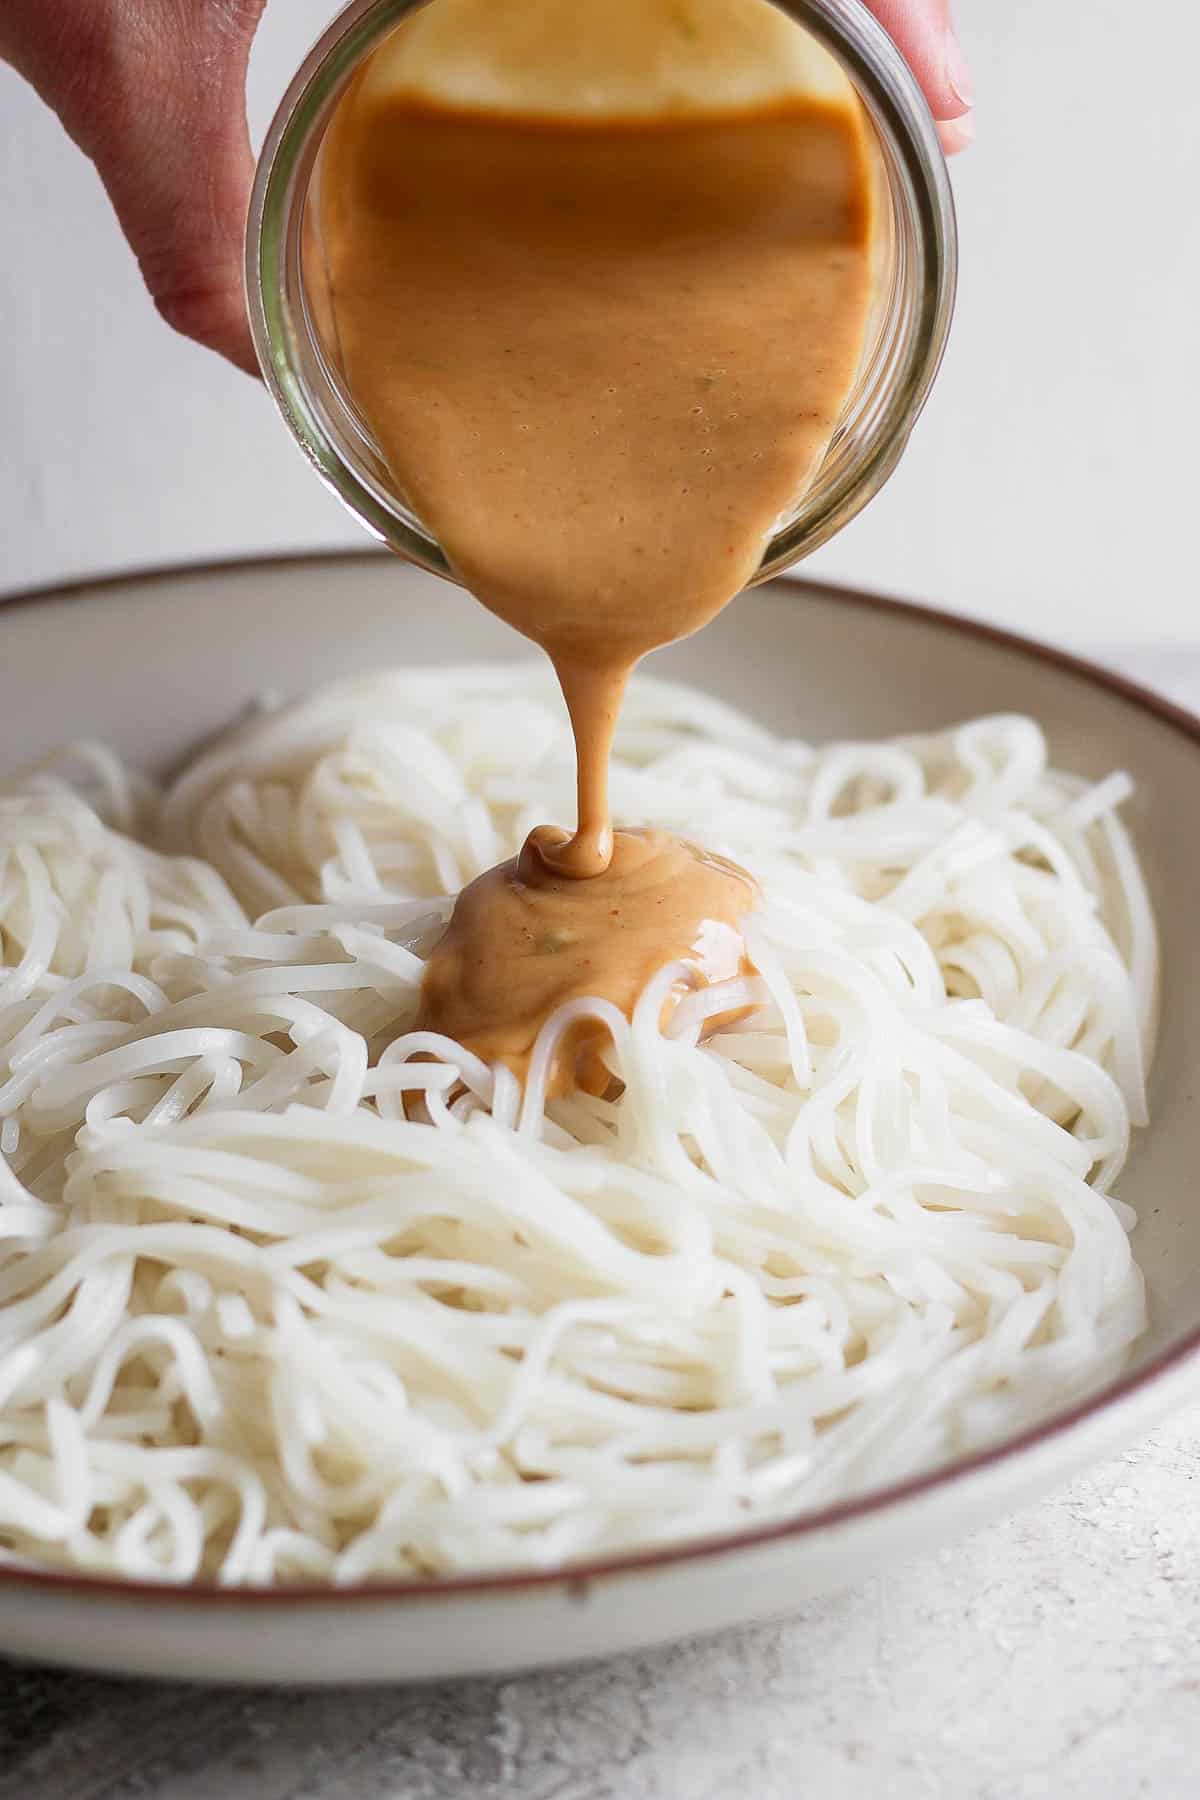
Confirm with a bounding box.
[0,666,1156,1582]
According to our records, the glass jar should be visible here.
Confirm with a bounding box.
[246,0,957,584]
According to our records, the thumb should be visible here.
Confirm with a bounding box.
[862,1,974,153]
[23,2,267,373]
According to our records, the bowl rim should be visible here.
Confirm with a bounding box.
[1,546,1196,1608]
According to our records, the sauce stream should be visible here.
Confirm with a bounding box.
[320,83,873,1084]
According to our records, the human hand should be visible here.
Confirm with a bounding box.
[866,0,974,154]
[1,0,268,374]
[1,1,972,375]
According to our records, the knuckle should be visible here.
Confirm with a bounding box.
[152,276,247,355]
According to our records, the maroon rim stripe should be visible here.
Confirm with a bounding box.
[0,548,1194,1607]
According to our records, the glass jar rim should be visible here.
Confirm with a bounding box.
[246,0,957,586]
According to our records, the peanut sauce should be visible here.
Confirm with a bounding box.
[319,71,872,1087]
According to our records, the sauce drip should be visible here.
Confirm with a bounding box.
[319,80,873,1086]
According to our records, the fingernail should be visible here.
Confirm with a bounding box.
[944,31,973,110]
[938,113,976,155]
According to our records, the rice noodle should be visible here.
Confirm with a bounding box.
[0,664,1156,1583]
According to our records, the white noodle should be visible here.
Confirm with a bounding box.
[0,664,1157,1583]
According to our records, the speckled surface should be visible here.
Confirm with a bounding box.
[2,1398,1199,1800]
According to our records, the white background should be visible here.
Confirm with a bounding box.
[1,0,1196,650]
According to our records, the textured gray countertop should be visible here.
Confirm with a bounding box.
[3,642,1200,1800]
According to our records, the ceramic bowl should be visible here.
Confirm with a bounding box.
[1,553,1197,1683]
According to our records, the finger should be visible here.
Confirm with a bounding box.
[22,2,267,372]
[863,0,973,138]
[937,115,976,156]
